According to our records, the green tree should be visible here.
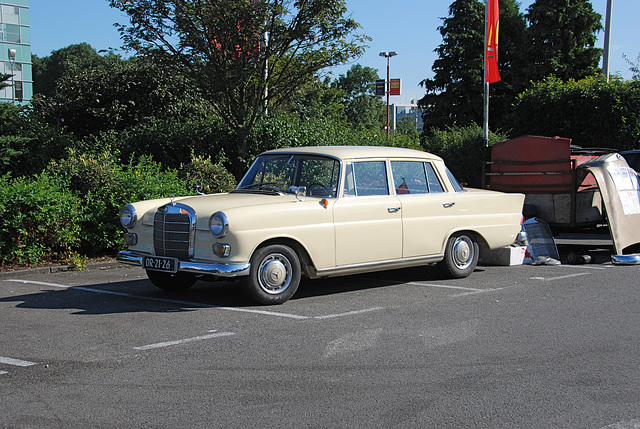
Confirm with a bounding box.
[284,76,346,122]
[419,0,485,131]
[110,0,368,175]
[0,73,12,91]
[335,64,385,130]
[31,56,209,140]
[418,0,527,132]
[31,43,120,97]
[396,115,420,140]
[525,0,603,83]
[624,53,640,80]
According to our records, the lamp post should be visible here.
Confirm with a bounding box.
[379,51,397,138]
[8,48,16,105]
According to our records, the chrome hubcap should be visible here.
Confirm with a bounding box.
[258,253,292,294]
[453,236,473,269]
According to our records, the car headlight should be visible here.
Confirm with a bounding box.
[120,204,137,229]
[209,211,229,238]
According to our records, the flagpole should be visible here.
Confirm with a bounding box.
[483,0,489,148]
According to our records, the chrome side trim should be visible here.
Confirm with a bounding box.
[312,254,444,278]
[116,251,250,277]
[611,254,640,265]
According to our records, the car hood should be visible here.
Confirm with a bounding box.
[171,191,301,213]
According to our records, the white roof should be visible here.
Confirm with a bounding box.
[262,146,443,162]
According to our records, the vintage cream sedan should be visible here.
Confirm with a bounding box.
[117,146,525,304]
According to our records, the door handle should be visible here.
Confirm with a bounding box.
[442,202,455,208]
[387,206,401,213]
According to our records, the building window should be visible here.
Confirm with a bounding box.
[2,23,20,43]
[1,5,20,25]
[14,80,22,101]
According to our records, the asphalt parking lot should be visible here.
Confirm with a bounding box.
[1,245,639,428]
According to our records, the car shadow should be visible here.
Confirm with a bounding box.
[292,264,484,300]
[0,278,254,315]
[1,264,485,313]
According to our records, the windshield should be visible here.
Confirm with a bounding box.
[235,154,340,197]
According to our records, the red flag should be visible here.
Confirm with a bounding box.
[486,0,501,83]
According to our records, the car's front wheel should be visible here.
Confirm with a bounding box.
[438,232,479,279]
[241,244,301,305]
[146,270,197,291]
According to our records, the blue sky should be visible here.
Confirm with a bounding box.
[30,0,640,103]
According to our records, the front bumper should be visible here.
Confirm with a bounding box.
[117,250,250,277]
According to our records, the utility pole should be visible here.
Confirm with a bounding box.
[602,0,613,81]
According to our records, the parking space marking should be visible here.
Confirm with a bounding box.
[0,371,7,375]
[0,356,37,367]
[5,279,309,320]
[134,331,235,350]
[373,278,502,295]
[5,278,498,321]
[314,307,384,320]
[531,272,590,281]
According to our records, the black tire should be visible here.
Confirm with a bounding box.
[146,270,197,292]
[438,232,479,279]
[241,244,301,305]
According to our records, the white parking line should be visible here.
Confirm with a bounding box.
[559,264,609,270]
[5,279,309,320]
[531,272,590,281]
[134,331,235,350]
[314,307,384,320]
[0,356,37,367]
[0,371,7,375]
[374,279,502,295]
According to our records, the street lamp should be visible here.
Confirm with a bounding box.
[379,51,397,138]
[8,48,16,105]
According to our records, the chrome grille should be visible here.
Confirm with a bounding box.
[153,203,196,259]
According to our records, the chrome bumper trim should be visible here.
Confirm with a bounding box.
[116,251,250,277]
[611,254,640,265]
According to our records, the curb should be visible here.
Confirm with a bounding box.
[0,259,120,280]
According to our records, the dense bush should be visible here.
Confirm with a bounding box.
[509,75,640,150]
[45,150,196,256]
[0,104,80,177]
[422,124,506,188]
[0,172,82,266]
[179,153,237,194]
[245,112,421,165]
[103,114,236,171]
[0,150,209,266]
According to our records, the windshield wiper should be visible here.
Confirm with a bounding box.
[237,182,283,193]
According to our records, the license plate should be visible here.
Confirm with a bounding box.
[143,256,178,273]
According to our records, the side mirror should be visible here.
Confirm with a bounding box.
[295,186,307,201]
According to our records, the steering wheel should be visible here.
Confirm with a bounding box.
[306,182,326,189]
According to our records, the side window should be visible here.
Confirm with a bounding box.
[391,161,428,194]
[446,167,465,192]
[348,161,389,196]
[424,163,444,193]
[299,158,340,197]
[343,162,356,197]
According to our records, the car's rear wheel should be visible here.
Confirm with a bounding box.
[241,244,301,305]
[438,232,479,278]
[146,270,197,291]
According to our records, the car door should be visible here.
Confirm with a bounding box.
[390,160,458,258]
[333,160,403,266]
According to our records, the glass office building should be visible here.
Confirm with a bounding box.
[0,0,31,104]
